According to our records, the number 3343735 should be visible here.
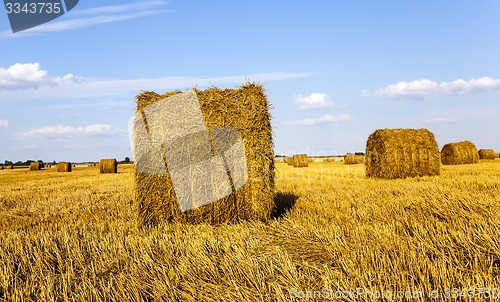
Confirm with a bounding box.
[5,2,62,14]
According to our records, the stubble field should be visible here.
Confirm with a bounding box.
[1,160,499,301]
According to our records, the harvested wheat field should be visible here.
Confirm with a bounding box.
[1,161,499,301]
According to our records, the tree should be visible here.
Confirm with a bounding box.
[124,157,130,163]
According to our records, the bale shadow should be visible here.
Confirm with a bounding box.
[272,192,298,219]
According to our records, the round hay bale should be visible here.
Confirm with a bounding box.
[365,128,441,179]
[56,162,72,172]
[134,83,274,225]
[284,157,294,165]
[344,153,365,165]
[29,162,42,170]
[441,141,479,165]
[478,149,496,160]
[100,158,118,173]
[6,165,14,169]
[292,154,308,167]
[0,166,3,170]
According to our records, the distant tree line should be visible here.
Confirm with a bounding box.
[2,157,132,167]
[2,159,53,167]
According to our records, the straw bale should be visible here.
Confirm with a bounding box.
[441,141,479,165]
[29,162,42,170]
[344,153,365,165]
[292,154,308,167]
[134,83,274,225]
[365,128,440,179]
[478,149,496,160]
[284,157,294,165]
[100,158,118,173]
[57,162,72,172]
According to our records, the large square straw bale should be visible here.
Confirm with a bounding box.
[134,83,274,225]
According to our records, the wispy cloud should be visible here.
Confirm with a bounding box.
[43,100,130,110]
[0,1,169,37]
[0,119,9,128]
[283,114,353,126]
[0,71,315,102]
[17,124,123,138]
[13,144,38,151]
[364,77,500,99]
[425,117,456,124]
[294,93,334,110]
[75,0,167,15]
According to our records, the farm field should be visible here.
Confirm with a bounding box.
[1,161,499,301]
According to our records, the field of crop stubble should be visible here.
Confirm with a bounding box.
[1,160,499,301]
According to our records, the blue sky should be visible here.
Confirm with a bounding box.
[1,1,500,162]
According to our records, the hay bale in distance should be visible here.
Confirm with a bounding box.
[6,165,14,169]
[134,83,274,225]
[100,158,118,173]
[441,141,479,165]
[365,128,441,179]
[29,162,42,170]
[478,149,496,160]
[57,162,72,172]
[293,154,308,167]
[273,157,285,163]
[344,153,365,165]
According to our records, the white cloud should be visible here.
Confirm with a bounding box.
[425,118,456,124]
[0,119,8,128]
[283,114,353,126]
[0,1,169,37]
[0,71,314,102]
[0,63,76,90]
[365,77,500,99]
[52,74,75,85]
[18,124,123,138]
[66,143,88,149]
[0,63,47,87]
[294,93,334,110]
